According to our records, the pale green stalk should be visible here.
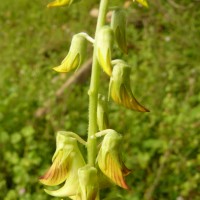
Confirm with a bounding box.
[87,0,109,166]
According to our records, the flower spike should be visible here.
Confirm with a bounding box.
[97,129,131,189]
[47,0,81,8]
[109,60,149,112]
[53,33,87,73]
[111,9,127,54]
[96,26,114,76]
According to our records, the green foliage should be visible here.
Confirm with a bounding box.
[0,0,200,199]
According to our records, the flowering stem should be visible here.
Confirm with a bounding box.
[87,0,109,166]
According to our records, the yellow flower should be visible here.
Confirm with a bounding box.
[96,26,114,76]
[39,132,72,186]
[53,33,87,73]
[47,0,80,8]
[109,60,149,112]
[97,130,131,189]
[39,132,85,197]
[133,0,148,7]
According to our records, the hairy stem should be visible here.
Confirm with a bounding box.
[87,0,109,166]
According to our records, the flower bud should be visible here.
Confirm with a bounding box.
[133,0,148,8]
[97,129,131,189]
[96,26,114,76]
[97,94,109,131]
[47,0,81,8]
[39,132,85,197]
[111,9,127,54]
[109,60,149,112]
[78,165,99,200]
[53,33,87,73]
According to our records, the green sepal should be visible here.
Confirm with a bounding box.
[97,94,109,131]
[111,9,127,54]
[78,165,99,200]
[133,0,148,8]
[47,0,81,8]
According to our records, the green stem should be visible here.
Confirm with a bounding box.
[87,0,109,166]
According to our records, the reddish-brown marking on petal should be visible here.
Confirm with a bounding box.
[39,153,68,186]
[104,154,129,190]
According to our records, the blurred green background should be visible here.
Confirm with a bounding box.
[0,0,200,199]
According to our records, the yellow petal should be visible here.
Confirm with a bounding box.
[53,54,80,73]
[120,84,149,112]
[97,130,130,189]
[44,156,85,197]
[44,138,85,197]
[39,149,71,186]
[134,0,148,7]
[47,0,72,8]
[98,48,112,76]
[44,171,78,197]
[98,151,129,190]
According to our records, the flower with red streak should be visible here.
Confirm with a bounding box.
[97,129,131,189]
[109,60,149,112]
[39,132,85,198]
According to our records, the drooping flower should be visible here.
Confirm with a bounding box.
[39,132,72,186]
[133,0,148,8]
[97,94,109,131]
[39,132,85,197]
[111,9,127,54]
[109,60,149,112]
[47,0,81,8]
[96,26,114,76]
[53,33,87,73]
[97,129,131,189]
